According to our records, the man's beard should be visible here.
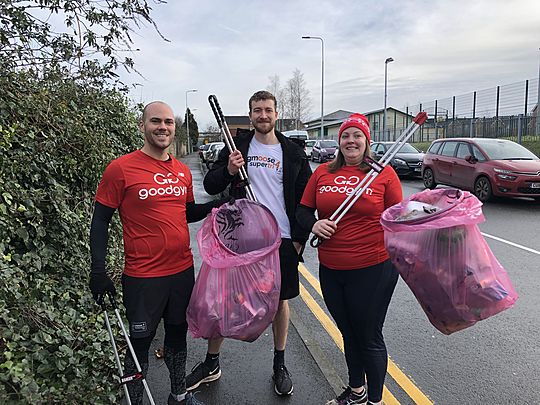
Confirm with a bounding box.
[253,120,274,135]
[146,132,172,149]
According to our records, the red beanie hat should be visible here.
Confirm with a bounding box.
[338,113,370,144]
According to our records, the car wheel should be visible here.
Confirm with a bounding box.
[474,176,493,202]
[423,168,437,189]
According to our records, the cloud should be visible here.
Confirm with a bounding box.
[117,0,540,128]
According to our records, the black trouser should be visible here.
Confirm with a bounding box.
[122,268,194,404]
[319,259,398,403]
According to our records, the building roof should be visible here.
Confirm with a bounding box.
[361,107,411,117]
[304,110,354,126]
[225,115,251,126]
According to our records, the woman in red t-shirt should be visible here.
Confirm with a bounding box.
[297,113,402,405]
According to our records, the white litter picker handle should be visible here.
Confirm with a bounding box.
[208,95,257,202]
[310,112,428,248]
[100,293,156,405]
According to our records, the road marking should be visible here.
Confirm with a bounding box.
[482,232,540,255]
[298,263,433,405]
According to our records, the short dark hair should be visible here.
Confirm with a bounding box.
[249,90,277,112]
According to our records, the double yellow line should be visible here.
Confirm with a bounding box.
[297,263,433,405]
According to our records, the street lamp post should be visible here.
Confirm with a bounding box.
[302,35,324,139]
[536,48,540,136]
[185,89,197,154]
[383,57,394,141]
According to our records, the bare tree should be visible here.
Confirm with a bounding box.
[283,69,312,129]
[204,124,221,134]
[267,74,286,113]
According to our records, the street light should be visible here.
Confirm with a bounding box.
[302,35,324,139]
[536,48,540,136]
[185,89,197,154]
[383,57,394,141]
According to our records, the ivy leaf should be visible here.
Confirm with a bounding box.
[15,227,29,242]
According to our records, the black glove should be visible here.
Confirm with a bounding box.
[89,272,116,304]
[215,195,235,207]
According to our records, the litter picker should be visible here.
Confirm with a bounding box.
[310,111,428,248]
[99,293,156,405]
[208,94,257,201]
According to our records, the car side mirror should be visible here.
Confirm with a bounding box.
[465,155,477,163]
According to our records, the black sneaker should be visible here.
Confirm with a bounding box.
[272,365,293,395]
[185,361,222,391]
[326,386,368,405]
[168,392,206,405]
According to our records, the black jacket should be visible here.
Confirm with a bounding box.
[203,130,312,243]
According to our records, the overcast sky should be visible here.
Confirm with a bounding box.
[117,0,540,129]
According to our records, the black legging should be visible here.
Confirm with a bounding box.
[125,322,189,403]
[319,259,398,403]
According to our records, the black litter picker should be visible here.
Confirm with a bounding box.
[98,292,156,405]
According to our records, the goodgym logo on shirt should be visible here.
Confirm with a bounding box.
[138,171,187,200]
[318,175,372,196]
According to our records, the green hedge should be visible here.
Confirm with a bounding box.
[0,66,141,403]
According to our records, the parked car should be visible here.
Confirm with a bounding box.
[371,141,424,177]
[205,142,226,167]
[304,139,316,159]
[198,144,210,162]
[422,138,540,202]
[312,140,338,162]
[202,141,224,162]
[282,130,309,141]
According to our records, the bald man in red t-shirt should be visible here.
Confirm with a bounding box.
[89,101,220,405]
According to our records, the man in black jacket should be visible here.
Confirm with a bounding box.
[186,90,312,396]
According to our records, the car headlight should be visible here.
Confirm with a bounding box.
[320,148,327,153]
[494,168,517,181]
[496,174,517,180]
[393,158,407,166]
[494,168,512,174]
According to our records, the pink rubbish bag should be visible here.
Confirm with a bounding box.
[381,188,518,335]
[187,198,281,342]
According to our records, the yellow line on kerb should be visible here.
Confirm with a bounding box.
[298,263,433,405]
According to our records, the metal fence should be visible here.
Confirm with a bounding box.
[387,77,540,144]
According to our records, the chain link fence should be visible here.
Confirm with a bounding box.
[401,77,539,144]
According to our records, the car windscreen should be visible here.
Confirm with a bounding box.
[397,143,420,153]
[211,143,225,150]
[320,141,338,148]
[475,140,538,160]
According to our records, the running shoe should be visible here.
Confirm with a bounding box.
[326,386,367,405]
[272,365,294,395]
[185,361,221,391]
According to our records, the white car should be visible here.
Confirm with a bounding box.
[282,130,309,141]
[204,142,226,167]
[305,140,316,158]
[202,142,225,162]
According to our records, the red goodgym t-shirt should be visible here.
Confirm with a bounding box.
[300,163,402,270]
[95,150,195,278]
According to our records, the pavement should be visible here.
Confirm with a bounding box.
[139,153,339,405]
